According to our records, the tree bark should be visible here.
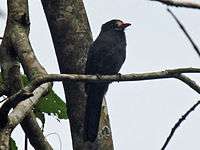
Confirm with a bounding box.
[0,0,52,149]
[21,112,53,150]
[41,0,114,149]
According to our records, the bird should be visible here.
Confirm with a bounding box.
[84,19,131,142]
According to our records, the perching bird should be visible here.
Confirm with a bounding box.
[84,19,131,142]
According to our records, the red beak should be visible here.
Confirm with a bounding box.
[120,23,131,28]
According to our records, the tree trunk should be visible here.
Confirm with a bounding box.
[41,0,114,149]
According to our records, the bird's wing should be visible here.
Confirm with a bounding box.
[86,34,126,75]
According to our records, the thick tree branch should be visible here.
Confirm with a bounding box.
[167,8,200,58]
[10,29,47,79]
[8,82,51,128]
[161,100,200,150]
[21,112,53,150]
[0,34,24,149]
[0,0,53,149]
[0,127,11,150]
[1,83,50,150]
[150,0,200,9]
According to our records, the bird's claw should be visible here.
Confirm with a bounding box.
[96,74,102,79]
[117,73,122,82]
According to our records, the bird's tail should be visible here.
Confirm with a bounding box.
[84,83,108,142]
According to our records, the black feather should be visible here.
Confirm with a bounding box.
[84,19,129,142]
[84,83,108,141]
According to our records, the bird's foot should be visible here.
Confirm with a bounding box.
[96,74,102,80]
[117,73,122,82]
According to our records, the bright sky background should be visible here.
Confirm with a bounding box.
[1,0,200,150]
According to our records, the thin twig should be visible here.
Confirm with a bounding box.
[46,132,62,150]
[0,37,3,40]
[161,100,200,150]
[176,74,200,94]
[25,135,28,150]
[167,8,200,58]
[150,0,200,9]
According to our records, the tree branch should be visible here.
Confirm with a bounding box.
[175,74,200,94]
[161,100,200,150]
[0,0,53,149]
[11,28,47,80]
[150,0,200,9]
[167,8,200,58]
[30,67,200,84]
[0,30,24,149]
[8,82,51,128]
[32,68,200,94]
[21,112,53,150]
[2,67,199,129]
[4,68,200,109]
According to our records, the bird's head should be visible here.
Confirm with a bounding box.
[101,19,131,32]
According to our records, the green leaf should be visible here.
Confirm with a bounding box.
[21,74,29,85]
[21,75,67,120]
[9,138,18,150]
[0,73,67,122]
[35,89,68,120]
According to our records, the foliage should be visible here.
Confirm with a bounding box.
[21,75,68,121]
[34,89,68,120]
[0,73,67,148]
[0,73,67,123]
[9,138,18,150]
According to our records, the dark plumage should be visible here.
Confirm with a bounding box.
[84,19,131,142]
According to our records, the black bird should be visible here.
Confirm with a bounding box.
[84,19,131,142]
